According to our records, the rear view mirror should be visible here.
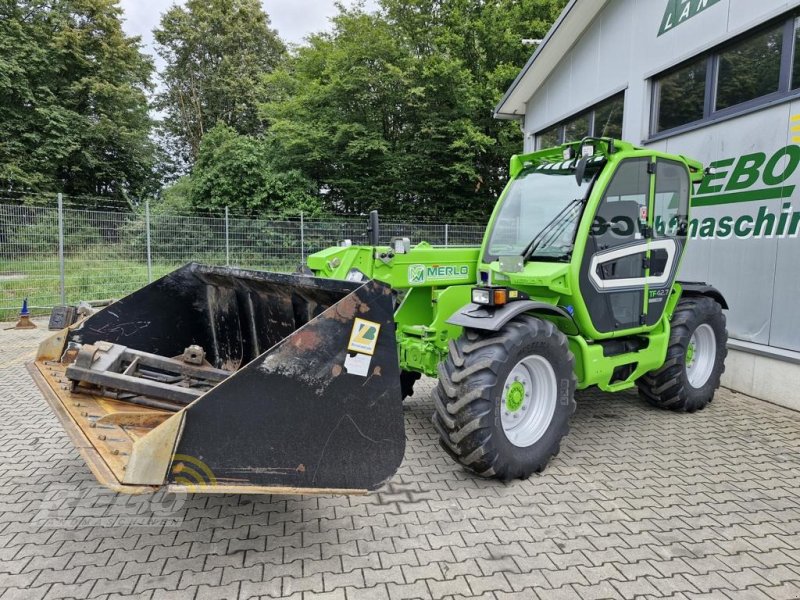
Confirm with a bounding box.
[575,156,588,186]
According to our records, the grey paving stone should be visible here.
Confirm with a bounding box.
[426,575,471,600]
[194,582,240,600]
[0,586,50,600]
[3,327,800,600]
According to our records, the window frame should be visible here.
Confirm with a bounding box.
[649,14,799,140]
[535,92,625,150]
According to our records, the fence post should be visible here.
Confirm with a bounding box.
[300,212,305,265]
[224,207,230,266]
[145,200,153,283]
[57,193,65,305]
[444,223,449,247]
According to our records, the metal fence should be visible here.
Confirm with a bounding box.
[0,198,486,320]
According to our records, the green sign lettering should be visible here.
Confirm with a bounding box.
[726,152,766,192]
[659,0,723,36]
[693,145,800,207]
[408,264,471,285]
[673,202,800,241]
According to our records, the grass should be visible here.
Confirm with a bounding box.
[0,254,297,321]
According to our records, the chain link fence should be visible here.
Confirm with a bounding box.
[0,199,486,320]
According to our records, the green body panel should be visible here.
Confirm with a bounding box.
[395,285,474,375]
[307,242,479,290]
[307,139,705,391]
[309,242,480,376]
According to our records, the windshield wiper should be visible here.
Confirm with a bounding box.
[521,198,583,262]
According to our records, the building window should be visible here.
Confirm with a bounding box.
[791,18,800,89]
[564,114,591,143]
[655,59,707,133]
[594,95,624,139]
[537,125,561,148]
[716,24,783,111]
[652,14,800,137]
[535,93,625,149]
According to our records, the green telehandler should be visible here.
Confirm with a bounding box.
[31,138,728,494]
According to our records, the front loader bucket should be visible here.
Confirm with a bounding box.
[29,263,405,495]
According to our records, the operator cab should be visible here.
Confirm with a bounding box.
[478,138,695,337]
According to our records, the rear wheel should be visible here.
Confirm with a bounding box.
[432,315,576,480]
[637,296,727,412]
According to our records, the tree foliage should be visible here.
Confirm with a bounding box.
[188,124,321,215]
[260,0,567,219]
[0,0,568,218]
[0,0,158,203]
[154,0,286,163]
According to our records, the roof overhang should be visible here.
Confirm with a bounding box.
[494,0,610,120]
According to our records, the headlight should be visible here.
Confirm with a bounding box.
[472,288,491,305]
[472,287,512,306]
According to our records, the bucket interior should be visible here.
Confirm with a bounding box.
[68,263,362,372]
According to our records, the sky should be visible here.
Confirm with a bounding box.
[119,0,380,59]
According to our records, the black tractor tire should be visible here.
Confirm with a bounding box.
[400,370,422,400]
[432,315,577,480]
[637,296,727,412]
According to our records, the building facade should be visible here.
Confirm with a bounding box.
[496,0,800,409]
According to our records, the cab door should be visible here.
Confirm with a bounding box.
[580,158,652,333]
[644,159,690,326]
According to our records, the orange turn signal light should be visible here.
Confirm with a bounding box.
[493,288,508,306]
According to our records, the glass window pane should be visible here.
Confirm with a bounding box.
[563,114,590,142]
[716,25,782,111]
[654,160,690,239]
[594,94,625,139]
[792,18,800,89]
[537,126,562,149]
[655,59,707,133]
[594,158,650,248]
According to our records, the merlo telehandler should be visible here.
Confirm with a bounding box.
[30,138,728,494]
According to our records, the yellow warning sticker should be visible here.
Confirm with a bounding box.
[347,318,381,355]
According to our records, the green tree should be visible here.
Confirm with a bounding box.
[0,0,159,204]
[382,0,568,205]
[262,8,492,218]
[188,123,321,215]
[154,0,286,162]
[261,0,567,219]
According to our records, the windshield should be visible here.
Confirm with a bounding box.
[485,168,596,263]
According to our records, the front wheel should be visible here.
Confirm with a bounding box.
[432,316,576,480]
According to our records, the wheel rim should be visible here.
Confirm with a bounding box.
[686,323,716,388]
[501,355,558,448]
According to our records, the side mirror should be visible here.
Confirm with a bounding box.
[575,156,588,186]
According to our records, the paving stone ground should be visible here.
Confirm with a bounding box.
[2,321,800,600]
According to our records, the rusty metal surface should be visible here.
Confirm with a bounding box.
[34,264,406,494]
[26,361,160,494]
[169,278,405,492]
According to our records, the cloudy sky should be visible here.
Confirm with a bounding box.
[119,0,380,57]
